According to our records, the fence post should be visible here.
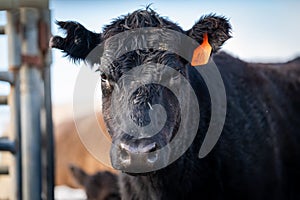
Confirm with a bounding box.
[40,7,55,200]
[19,7,42,200]
[6,9,22,200]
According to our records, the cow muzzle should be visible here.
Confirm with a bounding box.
[110,135,171,173]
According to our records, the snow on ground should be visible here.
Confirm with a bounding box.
[55,186,87,200]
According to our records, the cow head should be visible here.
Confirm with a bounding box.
[51,8,231,174]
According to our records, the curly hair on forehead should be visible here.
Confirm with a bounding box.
[102,8,184,40]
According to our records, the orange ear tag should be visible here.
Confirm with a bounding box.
[191,33,212,66]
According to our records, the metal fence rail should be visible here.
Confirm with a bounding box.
[0,25,4,34]
[0,71,14,84]
[0,165,9,175]
[0,95,8,105]
[0,0,49,10]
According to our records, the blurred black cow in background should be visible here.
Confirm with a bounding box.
[50,8,300,200]
[70,164,120,200]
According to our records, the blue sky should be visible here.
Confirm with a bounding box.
[0,0,300,105]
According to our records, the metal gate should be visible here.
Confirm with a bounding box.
[0,0,54,199]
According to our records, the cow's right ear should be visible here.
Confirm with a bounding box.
[50,21,102,62]
[186,14,232,53]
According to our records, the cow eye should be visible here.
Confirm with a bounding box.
[101,73,108,82]
[74,36,81,45]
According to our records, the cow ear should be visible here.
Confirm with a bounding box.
[69,164,88,186]
[187,14,231,53]
[50,21,102,62]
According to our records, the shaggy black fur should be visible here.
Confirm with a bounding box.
[51,8,300,200]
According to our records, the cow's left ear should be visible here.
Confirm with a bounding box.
[187,14,232,53]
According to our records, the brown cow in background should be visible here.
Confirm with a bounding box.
[54,111,117,188]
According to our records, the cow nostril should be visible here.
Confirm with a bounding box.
[145,142,158,163]
[147,152,158,163]
[119,144,130,165]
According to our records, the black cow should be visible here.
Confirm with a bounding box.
[50,8,300,200]
[69,164,120,200]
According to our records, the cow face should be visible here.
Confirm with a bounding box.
[98,9,231,173]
